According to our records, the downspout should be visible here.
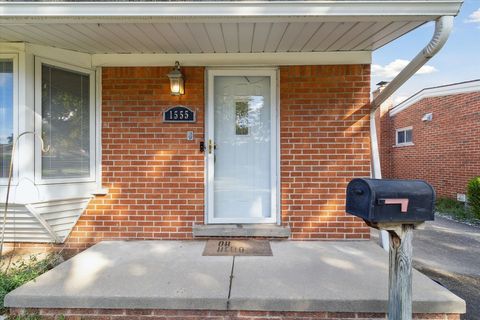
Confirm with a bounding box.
[369,16,454,250]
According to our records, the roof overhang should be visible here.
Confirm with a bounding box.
[0,1,463,57]
[390,79,480,116]
[0,1,463,20]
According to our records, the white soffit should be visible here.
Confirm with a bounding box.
[0,1,463,55]
[390,79,480,116]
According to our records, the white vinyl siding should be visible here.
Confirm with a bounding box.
[1,197,92,243]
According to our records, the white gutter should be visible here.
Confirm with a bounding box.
[0,1,463,23]
[372,16,454,109]
[370,15,454,250]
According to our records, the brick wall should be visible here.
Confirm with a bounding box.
[10,308,461,320]
[7,65,372,252]
[279,65,371,240]
[379,91,480,198]
[67,67,206,250]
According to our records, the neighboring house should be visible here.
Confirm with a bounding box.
[0,1,463,252]
[378,80,480,199]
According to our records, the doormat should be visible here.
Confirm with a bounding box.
[203,239,273,256]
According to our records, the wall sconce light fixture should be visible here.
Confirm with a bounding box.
[167,61,184,96]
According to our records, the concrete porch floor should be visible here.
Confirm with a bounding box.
[5,240,465,314]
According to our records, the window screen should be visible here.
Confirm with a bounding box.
[41,64,91,179]
[0,60,13,178]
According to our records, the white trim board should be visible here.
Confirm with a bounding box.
[26,43,92,69]
[91,52,371,67]
[390,79,480,117]
[1,43,373,66]
[0,1,462,21]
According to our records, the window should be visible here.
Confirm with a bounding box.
[0,58,14,180]
[235,99,249,135]
[396,127,413,146]
[36,58,95,182]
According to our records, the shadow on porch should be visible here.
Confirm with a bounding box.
[5,240,465,319]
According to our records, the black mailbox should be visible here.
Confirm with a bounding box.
[346,178,435,224]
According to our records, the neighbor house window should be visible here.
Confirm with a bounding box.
[35,58,95,182]
[396,127,413,146]
[0,58,14,180]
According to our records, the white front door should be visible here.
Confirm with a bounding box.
[206,69,278,224]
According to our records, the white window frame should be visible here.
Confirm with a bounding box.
[0,53,19,185]
[34,57,96,184]
[395,126,414,147]
[205,68,279,224]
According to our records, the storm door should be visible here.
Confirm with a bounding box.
[206,69,278,224]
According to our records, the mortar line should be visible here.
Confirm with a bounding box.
[226,256,236,310]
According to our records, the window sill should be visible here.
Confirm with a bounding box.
[92,188,109,196]
[393,143,415,148]
[0,180,100,204]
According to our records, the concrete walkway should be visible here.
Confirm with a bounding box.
[413,216,480,319]
[5,240,465,314]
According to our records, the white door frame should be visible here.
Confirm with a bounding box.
[206,68,279,224]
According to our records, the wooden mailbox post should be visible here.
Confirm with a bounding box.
[345,178,435,320]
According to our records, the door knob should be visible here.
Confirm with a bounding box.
[208,139,213,154]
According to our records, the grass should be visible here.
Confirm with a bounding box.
[435,197,480,225]
[6,314,43,320]
[0,253,63,314]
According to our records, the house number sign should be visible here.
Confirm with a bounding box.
[163,106,196,123]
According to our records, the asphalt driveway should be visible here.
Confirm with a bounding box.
[373,215,480,320]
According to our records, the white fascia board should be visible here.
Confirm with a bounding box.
[390,79,480,116]
[0,42,26,52]
[0,1,463,22]
[26,43,92,69]
[1,42,371,66]
[0,43,91,67]
[91,51,371,67]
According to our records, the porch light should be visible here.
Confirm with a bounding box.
[167,61,184,96]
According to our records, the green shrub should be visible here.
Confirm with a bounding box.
[0,254,62,313]
[467,177,480,219]
[435,197,467,218]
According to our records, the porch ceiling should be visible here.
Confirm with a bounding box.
[0,21,429,54]
[0,1,463,55]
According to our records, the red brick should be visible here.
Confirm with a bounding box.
[5,65,373,252]
[8,309,459,320]
[378,91,480,199]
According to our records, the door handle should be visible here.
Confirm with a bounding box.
[208,140,217,154]
[208,139,213,154]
